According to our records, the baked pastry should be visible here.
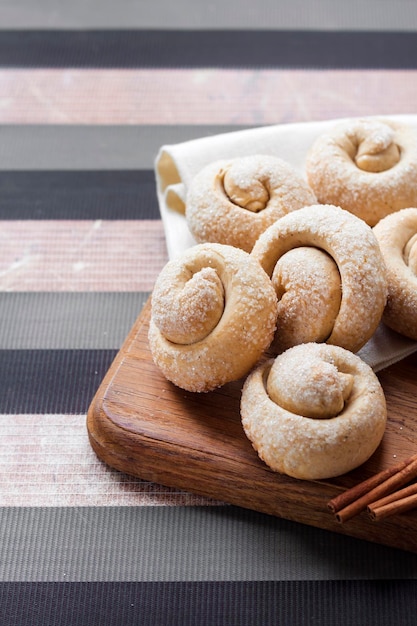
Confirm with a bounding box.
[251,204,387,353]
[148,242,278,392]
[306,118,417,226]
[185,154,316,252]
[373,207,417,340]
[241,343,387,480]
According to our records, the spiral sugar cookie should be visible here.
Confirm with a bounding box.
[306,118,417,226]
[185,154,316,252]
[373,208,417,340]
[241,343,387,480]
[148,243,278,392]
[251,204,387,353]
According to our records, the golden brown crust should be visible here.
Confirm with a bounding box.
[373,207,417,340]
[305,118,417,226]
[148,243,278,392]
[251,204,387,353]
[241,343,387,480]
[185,154,316,252]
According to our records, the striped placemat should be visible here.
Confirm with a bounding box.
[1,2,417,624]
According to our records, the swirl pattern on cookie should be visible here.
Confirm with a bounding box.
[241,343,387,480]
[306,118,417,226]
[185,154,316,252]
[373,207,417,340]
[270,246,342,352]
[149,243,278,392]
[251,204,387,353]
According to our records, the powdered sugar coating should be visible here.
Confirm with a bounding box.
[185,154,316,252]
[149,242,278,392]
[251,204,387,353]
[241,343,387,480]
[152,266,225,344]
[373,207,417,340]
[306,118,417,226]
[267,345,353,419]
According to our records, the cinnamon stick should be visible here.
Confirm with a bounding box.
[328,454,417,523]
[327,455,415,514]
[367,482,417,521]
[368,493,417,522]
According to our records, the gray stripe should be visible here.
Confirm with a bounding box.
[0,126,250,170]
[1,506,417,582]
[0,292,149,349]
[1,0,417,30]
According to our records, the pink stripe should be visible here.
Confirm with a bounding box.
[0,414,219,506]
[1,68,416,124]
[0,220,168,291]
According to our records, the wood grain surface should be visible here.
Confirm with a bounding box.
[87,297,417,553]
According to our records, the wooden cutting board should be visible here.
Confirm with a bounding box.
[87,296,417,553]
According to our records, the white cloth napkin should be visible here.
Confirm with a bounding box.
[154,115,417,372]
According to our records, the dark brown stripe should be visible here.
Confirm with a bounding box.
[0,30,416,68]
[0,171,159,220]
[0,580,416,626]
[0,349,117,414]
